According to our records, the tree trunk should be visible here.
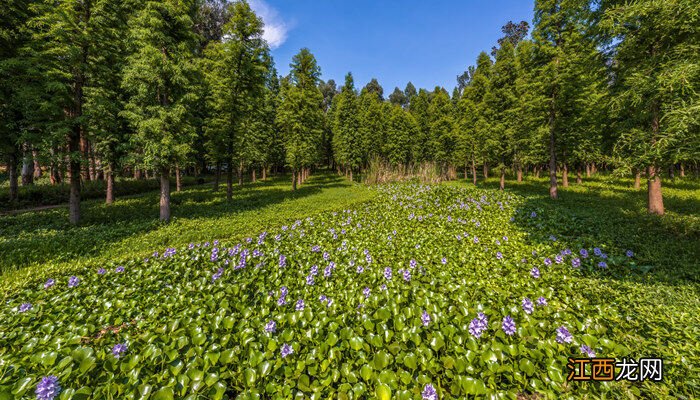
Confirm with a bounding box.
[32,148,42,178]
[591,163,597,174]
[633,169,641,190]
[668,164,675,179]
[680,163,685,177]
[106,165,115,204]
[252,168,256,183]
[516,165,523,182]
[586,164,591,177]
[483,163,488,180]
[160,167,171,222]
[238,161,243,186]
[647,166,664,215]
[548,138,558,200]
[534,166,540,179]
[7,153,19,203]
[80,135,90,182]
[214,162,221,191]
[50,162,61,185]
[227,158,234,201]
[349,168,353,182]
[262,165,267,180]
[499,167,505,190]
[292,169,297,190]
[471,158,477,185]
[576,167,582,184]
[21,146,33,186]
[176,165,182,192]
[69,131,81,225]
[562,163,569,187]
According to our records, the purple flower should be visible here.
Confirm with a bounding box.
[441,257,447,265]
[19,302,32,313]
[116,266,125,273]
[536,297,547,306]
[296,299,305,311]
[324,264,332,278]
[402,269,411,282]
[580,249,589,258]
[311,245,320,252]
[363,287,371,298]
[571,258,581,268]
[35,376,61,400]
[593,247,602,256]
[323,251,330,261]
[530,267,540,279]
[549,235,557,242]
[468,312,488,338]
[544,258,552,266]
[562,248,572,256]
[473,236,479,244]
[112,343,127,358]
[280,343,293,358]
[68,276,80,288]
[212,267,224,282]
[581,344,596,357]
[556,326,573,344]
[306,275,315,286]
[554,254,563,264]
[44,279,55,289]
[278,254,287,268]
[310,265,319,276]
[600,253,608,259]
[502,315,516,336]
[384,267,392,280]
[530,211,537,218]
[410,259,418,269]
[496,251,503,260]
[626,250,634,257]
[380,284,387,291]
[265,320,277,333]
[421,310,431,327]
[98,268,106,275]
[522,298,533,314]
[356,265,364,274]
[422,383,438,400]
[598,261,608,268]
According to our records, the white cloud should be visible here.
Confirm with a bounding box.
[250,0,290,49]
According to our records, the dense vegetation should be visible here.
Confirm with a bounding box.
[2,0,698,222]
[1,174,698,398]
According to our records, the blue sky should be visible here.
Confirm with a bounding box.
[250,0,535,92]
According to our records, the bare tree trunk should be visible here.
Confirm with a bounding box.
[50,162,61,185]
[499,167,505,190]
[21,145,33,185]
[586,164,591,177]
[238,161,243,186]
[471,158,477,185]
[576,166,582,184]
[69,130,81,225]
[252,168,256,183]
[106,164,115,204]
[647,166,664,215]
[227,158,234,201]
[562,163,569,187]
[483,163,488,180]
[160,167,171,222]
[262,165,267,180]
[32,148,42,178]
[7,153,19,203]
[633,169,641,190]
[516,164,523,182]
[80,135,90,182]
[214,162,220,191]
[534,166,540,179]
[176,165,182,192]
[349,168,353,182]
[668,164,675,179]
[680,163,685,177]
[292,169,297,190]
[548,100,558,199]
[591,163,597,174]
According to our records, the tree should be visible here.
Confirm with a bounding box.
[121,0,199,221]
[384,105,416,166]
[358,81,388,166]
[276,48,324,189]
[204,0,270,201]
[388,87,408,108]
[363,78,384,101]
[404,82,417,106]
[602,0,700,214]
[428,87,455,176]
[331,73,361,179]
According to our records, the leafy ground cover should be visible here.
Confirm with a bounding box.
[1,174,698,399]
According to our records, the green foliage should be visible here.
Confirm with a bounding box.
[1,175,698,398]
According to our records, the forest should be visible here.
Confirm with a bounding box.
[2,0,698,221]
[1,0,699,399]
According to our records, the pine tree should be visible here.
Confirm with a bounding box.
[121,0,199,221]
[384,105,416,166]
[331,73,361,179]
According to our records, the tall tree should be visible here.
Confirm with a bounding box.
[204,0,270,201]
[276,48,324,189]
[121,0,198,221]
[331,73,361,179]
[388,87,408,108]
[602,0,700,214]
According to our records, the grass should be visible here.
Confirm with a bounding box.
[0,173,376,295]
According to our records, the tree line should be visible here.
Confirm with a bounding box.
[2,0,698,224]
